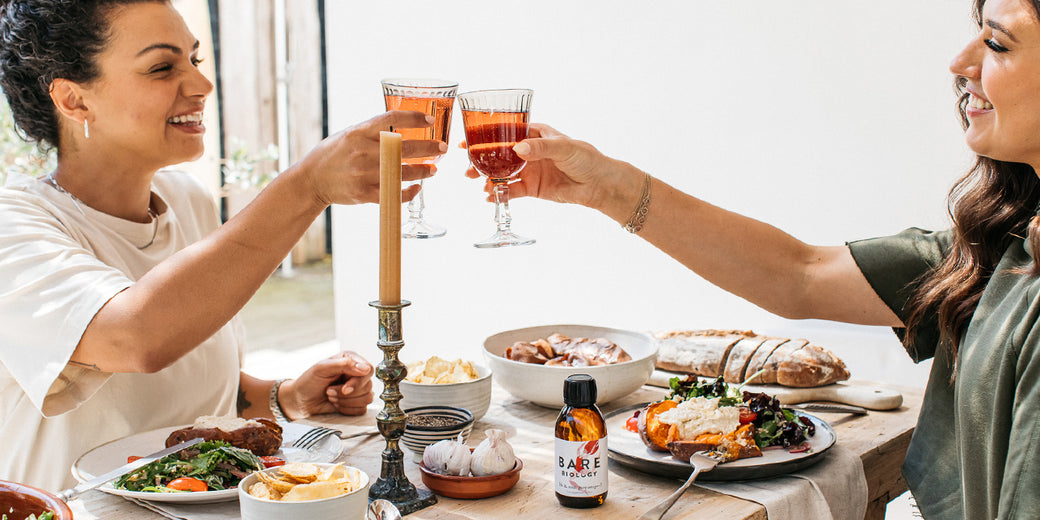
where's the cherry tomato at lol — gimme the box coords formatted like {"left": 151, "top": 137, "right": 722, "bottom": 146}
{"left": 126, "top": 456, "right": 142, "bottom": 463}
{"left": 739, "top": 408, "right": 757, "bottom": 424}
{"left": 261, "top": 456, "right": 286, "bottom": 468}
{"left": 167, "top": 477, "right": 208, "bottom": 492}
{"left": 625, "top": 413, "right": 640, "bottom": 433}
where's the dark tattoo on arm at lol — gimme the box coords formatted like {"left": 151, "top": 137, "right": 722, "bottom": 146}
{"left": 237, "top": 388, "right": 252, "bottom": 415}
{"left": 68, "top": 360, "right": 102, "bottom": 371}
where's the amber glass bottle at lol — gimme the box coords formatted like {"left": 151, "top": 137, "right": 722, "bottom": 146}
{"left": 554, "top": 374, "right": 608, "bottom": 508}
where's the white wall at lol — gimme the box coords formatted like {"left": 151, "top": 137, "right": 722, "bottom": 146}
{"left": 326, "top": 1, "right": 978, "bottom": 387}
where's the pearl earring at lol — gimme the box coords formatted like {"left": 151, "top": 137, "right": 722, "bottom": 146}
{"left": 84, "top": 119, "right": 90, "bottom": 139}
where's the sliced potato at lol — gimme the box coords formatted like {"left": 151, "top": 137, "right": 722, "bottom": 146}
{"left": 638, "top": 400, "right": 679, "bottom": 452}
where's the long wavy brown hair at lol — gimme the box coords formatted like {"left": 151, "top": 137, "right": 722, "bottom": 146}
{"left": 904, "top": 0, "right": 1040, "bottom": 362}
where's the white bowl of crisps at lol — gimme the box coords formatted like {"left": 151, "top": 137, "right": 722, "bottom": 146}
{"left": 239, "top": 462, "right": 369, "bottom": 520}
{"left": 483, "top": 324, "right": 657, "bottom": 408}
{"left": 401, "top": 356, "right": 493, "bottom": 420}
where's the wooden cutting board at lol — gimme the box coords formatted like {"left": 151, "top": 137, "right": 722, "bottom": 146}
{"left": 647, "top": 370, "right": 903, "bottom": 410}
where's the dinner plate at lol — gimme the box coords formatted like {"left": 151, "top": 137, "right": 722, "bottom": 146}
{"left": 605, "top": 403, "right": 835, "bottom": 481}
{"left": 71, "top": 422, "right": 343, "bottom": 504}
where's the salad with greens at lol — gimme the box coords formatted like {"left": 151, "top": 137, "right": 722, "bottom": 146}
{"left": 114, "top": 440, "right": 263, "bottom": 493}
{"left": 667, "top": 375, "right": 816, "bottom": 449}
{"left": 1, "top": 513, "right": 53, "bottom": 520}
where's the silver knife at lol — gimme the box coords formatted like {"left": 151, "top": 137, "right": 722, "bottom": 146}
{"left": 56, "top": 437, "right": 205, "bottom": 501}
{"left": 788, "top": 402, "right": 868, "bottom": 415}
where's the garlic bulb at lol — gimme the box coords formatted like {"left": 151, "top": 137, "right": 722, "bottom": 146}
{"left": 470, "top": 429, "right": 516, "bottom": 476}
{"left": 422, "top": 434, "right": 471, "bottom": 476}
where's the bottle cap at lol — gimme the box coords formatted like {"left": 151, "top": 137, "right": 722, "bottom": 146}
{"left": 563, "top": 374, "right": 597, "bottom": 407}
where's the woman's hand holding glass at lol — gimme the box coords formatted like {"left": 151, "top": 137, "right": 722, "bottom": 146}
{"left": 298, "top": 110, "right": 445, "bottom": 207}
{"left": 458, "top": 88, "right": 536, "bottom": 248}
{"left": 464, "top": 123, "right": 645, "bottom": 222}
{"left": 382, "top": 78, "right": 457, "bottom": 239}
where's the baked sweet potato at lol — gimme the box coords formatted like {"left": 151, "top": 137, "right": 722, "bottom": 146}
{"left": 166, "top": 417, "right": 283, "bottom": 456}
{"left": 667, "top": 424, "right": 761, "bottom": 462}
{"left": 637, "top": 400, "right": 679, "bottom": 452}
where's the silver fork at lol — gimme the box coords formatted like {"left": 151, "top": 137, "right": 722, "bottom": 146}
{"left": 290, "top": 426, "right": 343, "bottom": 450}
{"left": 638, "top": 451, "right": 721, "bottom": 520}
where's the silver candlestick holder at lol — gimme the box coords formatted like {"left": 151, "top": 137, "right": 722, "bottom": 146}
{"left": 367, "top": 299, "right": 437, "bottom": 514}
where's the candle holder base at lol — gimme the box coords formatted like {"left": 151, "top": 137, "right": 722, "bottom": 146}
{"left": 368, "top": 299, "right": 437, "bottom": 515}
{"left": 368, "top": 485, "right": 437, "bottom": 515}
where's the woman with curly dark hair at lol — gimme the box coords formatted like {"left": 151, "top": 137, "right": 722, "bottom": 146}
{"left": 476, "top": 0, "right": 1040, "bottom": 517}
{"left": 0, "top": 0, "right": 441, "bottom": 491}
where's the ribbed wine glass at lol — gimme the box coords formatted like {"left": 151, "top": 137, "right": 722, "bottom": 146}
{"left": 381, "top": 78, "right": 457, "bottom": 239}
{"left": 457, "top": 88, "right": 535, "bottom": 248}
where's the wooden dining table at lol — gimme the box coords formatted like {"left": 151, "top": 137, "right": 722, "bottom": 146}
{"left": 68, "top": 379, "right": 921, "bottom": 520}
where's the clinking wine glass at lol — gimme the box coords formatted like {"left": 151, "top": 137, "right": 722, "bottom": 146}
{"left": 381, "top": 78, "right": 458, "bottom": 239}
{"left": 457, "top": 88, "right": 535, "bottom": 248}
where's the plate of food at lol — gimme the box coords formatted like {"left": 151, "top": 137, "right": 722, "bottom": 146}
{"left": 72, "top": 417, "right": 343, "bottom": 503}
{"left": 606, "top": 375, "right": 835, "bottom": 481}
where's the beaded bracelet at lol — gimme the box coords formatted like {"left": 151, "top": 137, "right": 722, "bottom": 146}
{"left": 623, "top": 173, "right": 653, "bottom": 233}
{"left": 269, "top": 378, "right": 290, "bottom": 422}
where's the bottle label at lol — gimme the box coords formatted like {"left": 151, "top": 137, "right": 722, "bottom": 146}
{"left": 554, "top": 437, "right": 608, "bottom": 497}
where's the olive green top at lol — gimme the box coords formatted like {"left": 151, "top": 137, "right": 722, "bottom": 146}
{"left": 849, "top": 228, "right": 1040, "bottom": 519}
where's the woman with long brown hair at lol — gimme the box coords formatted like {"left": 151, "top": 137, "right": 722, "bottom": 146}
{"left": 475, "top": 0, "right": 1040, "bottom": 516}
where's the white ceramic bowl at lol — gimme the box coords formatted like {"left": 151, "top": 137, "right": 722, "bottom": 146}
{"left": 483, "top": 324, "right": 658, "bottom": 408}
{"left": 400, "top": 363, "right": 493, "bottom": 420}
{"left": 238, "top": 463, "right": 370, "bottom": 520}
{"left": 401, "top": 406, "right": 474, "bottom": 462}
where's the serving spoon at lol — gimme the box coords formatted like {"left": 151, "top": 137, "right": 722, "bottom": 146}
{"left": 367, "top": 499, "right": 402, "bottom": 520}
{"left": 638, "top": 451, "right": 720, "bottom": 520}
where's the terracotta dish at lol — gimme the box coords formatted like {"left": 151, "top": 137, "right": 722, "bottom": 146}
{"left": 418, "top": 458, "right": 522, "bottom": 499}
{"left": 0, "top": 480, "right": 73, "bottom": 520}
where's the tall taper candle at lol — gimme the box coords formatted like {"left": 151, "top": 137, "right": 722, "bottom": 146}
{"left": 379, "top": 131, "right": 402, "bottom": 305}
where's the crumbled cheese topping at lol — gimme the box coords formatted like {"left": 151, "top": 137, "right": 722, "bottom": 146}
{"left": 656, "top": 397, "right": 740, "bottom": 440}
{"left": 193, "top": 415, "right": 261, "bottom": 432}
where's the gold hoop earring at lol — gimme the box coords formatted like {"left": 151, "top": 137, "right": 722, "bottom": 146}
{"left": 84, "top": 119, "right": 90, "bottom": 139}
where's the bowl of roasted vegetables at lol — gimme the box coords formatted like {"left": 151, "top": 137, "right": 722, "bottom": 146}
{"left": 483, "top": 324, "right": 657, "bottom": 408}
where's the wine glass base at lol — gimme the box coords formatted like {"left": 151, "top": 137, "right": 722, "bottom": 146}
{"left": 402, "top": 219, "right": 447, "bottom": 239}
{"left": 473, "top": 230, "right": 536, "bottom": 248}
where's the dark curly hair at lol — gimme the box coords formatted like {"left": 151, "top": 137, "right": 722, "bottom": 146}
{"left": 0, "top": 0, "right": 165, "bottom": 149}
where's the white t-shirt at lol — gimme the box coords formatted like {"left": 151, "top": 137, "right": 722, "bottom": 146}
{"left": 0, "top": 171, "right": 243, "bottom": 491}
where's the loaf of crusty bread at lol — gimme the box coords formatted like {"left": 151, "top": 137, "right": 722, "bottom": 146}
{"left": 653, "top": 330, "right": 849, "bottom": 387}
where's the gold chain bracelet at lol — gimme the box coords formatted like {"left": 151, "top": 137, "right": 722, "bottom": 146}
{"left": 623, "top": 173, "right": 653, "bottom": 233}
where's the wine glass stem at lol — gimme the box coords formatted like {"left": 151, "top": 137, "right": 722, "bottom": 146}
{"left": 407, "top": 180, "right": 425, "bottom": 221}
{"left": 492, "top": 183, "right": 513, "bottom": 233}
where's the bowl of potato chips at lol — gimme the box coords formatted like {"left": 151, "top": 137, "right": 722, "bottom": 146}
{"left": 400, "top": 356, "right": 493, "bottom": 421}
{"left": 239, "top": 462, "right": 369, "bottom": 520}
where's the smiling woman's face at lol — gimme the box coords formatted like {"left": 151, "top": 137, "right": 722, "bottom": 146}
{"left": 950, "top": 0, "right": 1040, "bottom": 169}
{"left": 79, "top": 1, "right": 213, "bottom": 171}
